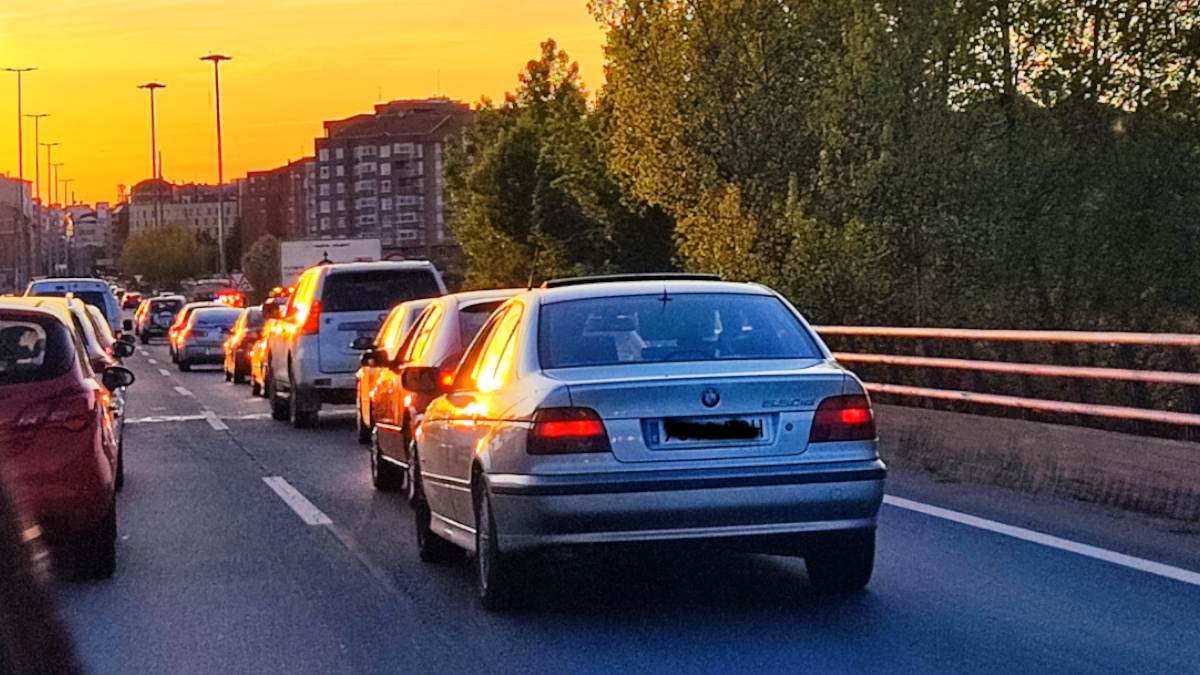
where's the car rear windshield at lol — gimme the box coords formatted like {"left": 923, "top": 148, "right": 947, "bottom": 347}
{"left": 32, "top": 290, "right": 109, "bottom": 314}
{"left": 150, "top": 299, "right": 183, "bottom": 313}
{"left": 321, "top": 270, "right": 441, "bottom": 313}
{"left": 245, "top": 308, "right": 264, "bottom": 329}
{"left": 192, "top": 309, "right": 241, "bottom": 327}
{"left": 538, "top": 293, "right": 823, "bottom": 369}
{"left": 0, "top": 313, "right": 74, "bottom": 385}
{"left": 458, "top": 301, "right": 503, "bottom": 346}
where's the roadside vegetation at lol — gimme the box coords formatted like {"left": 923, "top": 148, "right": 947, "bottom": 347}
{"left": 449, "top": 1, "right": 1200, "bottom": 331}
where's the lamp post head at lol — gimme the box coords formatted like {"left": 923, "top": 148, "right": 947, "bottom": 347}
{"left": 137, "top": 82, "right": 166, "bottom": 91}
{"left": 201, "top": 54, "right": 232, "bottom": 63}
{"left": 2, "top": 67, "right": 36, "bottom": 74}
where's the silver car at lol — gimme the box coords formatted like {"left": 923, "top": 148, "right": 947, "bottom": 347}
{"left": 410, "top": 274, "right": 886, "bottom": 609}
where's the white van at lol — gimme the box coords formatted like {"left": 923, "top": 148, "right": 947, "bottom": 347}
{"left": 26, "top": 278, "right": 123, "bottom": 333}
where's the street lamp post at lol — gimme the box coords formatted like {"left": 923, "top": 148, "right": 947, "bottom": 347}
{"left": 24, "top": 113, "right": 48, "bottom": 205}
{"left": 4, "top": 66, "right": 36, "bottom": 287}
{"left": 137, "top": 82, "right": 166, "bottom": 228}
{"left": 41, "top": 142, "right": 58, "bottom": 204}
{"left": 50, "top": 162, "right": 62, "bottom": 205}
{"left": 200, "top": 54, "right": 231, "bottom": 275}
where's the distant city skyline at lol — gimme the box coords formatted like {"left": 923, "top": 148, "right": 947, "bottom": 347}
{"left": 0, "top": 0, "right": 605, "bottom": 204}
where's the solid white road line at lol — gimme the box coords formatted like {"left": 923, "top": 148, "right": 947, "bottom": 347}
{"left": 173, "top": 386, "right": 193, "bottom": 397}
{"left": 158, "top": 368, "right": 170, "bottom": 377}
{"left": 203, "top": 410, "right": 229, "bottom": 431}
{"left": 884, "top": 495, "right": 1200, "bottom": 588}
{"left": 262, "top": 476, "right": 332, "bottom": 526}
{"left": 126, "top": 414, "right": 207, "bottom": 425}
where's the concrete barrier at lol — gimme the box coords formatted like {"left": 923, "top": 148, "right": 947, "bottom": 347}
{"left": 876, "top": 404, "right": 1200, "bottom": 522}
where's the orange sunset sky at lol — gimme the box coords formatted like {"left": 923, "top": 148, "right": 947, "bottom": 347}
{"left": 0, "top": 1, "right": 606, "bottom": 205}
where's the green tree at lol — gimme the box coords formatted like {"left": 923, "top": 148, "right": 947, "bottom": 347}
{"left": 118, "top": 224, "right": 203, "bottom": 290}
{"left": 241, "top": 234, "right": 281, "bottom": 303}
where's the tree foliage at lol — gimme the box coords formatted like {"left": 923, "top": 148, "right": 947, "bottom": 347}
{"left": 118, "top": 225, "right": 204, "bottom": 289}
{"left": 590, "top": 0, "right": 1200, "bottom": 329}
{"left": 241, "top": 234, "right": 281, "bottom": 303}
{"left": 446, "top": 39, "right": 674, "bottom": 288}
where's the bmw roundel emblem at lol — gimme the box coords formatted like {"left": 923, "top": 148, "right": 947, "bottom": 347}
{"left": 701, "top": 388, "right": 720, "bottom": 408}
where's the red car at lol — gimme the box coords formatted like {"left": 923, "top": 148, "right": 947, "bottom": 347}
{"left": 0, "top": 302, "right": 135, "bottom": 579}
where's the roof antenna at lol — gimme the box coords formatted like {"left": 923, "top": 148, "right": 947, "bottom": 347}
{"left": 526, "top": 238, "right": 542, "bottom": 290}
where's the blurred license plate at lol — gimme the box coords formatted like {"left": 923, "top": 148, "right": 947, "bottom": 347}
{"left": 206, "top": 348, "right": 222, "bottom": 355}
{"left": 658, "top": 415, "right": 766, "bottom": 445}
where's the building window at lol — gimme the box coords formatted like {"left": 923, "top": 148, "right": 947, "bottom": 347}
{"left": 335, "top": 183, "right": 345, "bottom": 194}
{"left": 335, "top": 147, "right": 344, "bottom": 160}
{"left": 380, "top": 198, "right": 392, "bottom": 211}
{"left": 318, "top": 148, "right": 329, "bottom": 162}
{"left": 336, "top": 199, "right": 345, "bottom": 212}
{"left": 379, "top": 144, "right": 391, "bottom": 158}
{"left": 319, "top": 166, "right": 330, "bottom": 179}
{"left": 379, "top": 163, "right": 391, "bottom": 177}
{"left": 319, "top": 201, "right": 331, "bottom": 214}
{"left": 396, "top": 195, "right": 420, "bottom": 207}
{"left": 380, "top": 180, "right": 392, "bottom": 193}
{"left": 335, "top": 165, "right": 345, "bottom": 177}
{"left": 398, "top": 212, "right": 418, "bottom": 225}
{"left": 319, "top": 184, "right": 330, "bottom": 197}
{"left": 319, "top": 217, "right": 331, "bottom": 231}
{"left": 394, "top": 142, "right": 414, "bottom": 155}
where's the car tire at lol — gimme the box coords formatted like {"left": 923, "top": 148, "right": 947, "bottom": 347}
{"left": 232, "top": 366, "right": 247, "bottom": 385}
{"left": 474, "top": 480, "right": 525, "bottom": 611}
{"left": 177, "top": 359, "right": 191, "bottom": 372}
{"left": 289, "top": 371, "right": 318, "bottom": 429}
{"left": 269, "top": 373, "right": 290, "bottom": 422}
{"left": 77, "top": 498, "right": 117, "bottom": 580}
{"left": 139, "top": 333, "right": 149, "bottom": 345}
{"left": 356, "top": 402, "right": 372, "bottom": 445}
{"left": 411, "top": 451, "right": 460, "bottom": 564}
{"left": 115, "top": 438, "right": 125, "bottom": 492}
{"left": 223, "top": 366, "right": 232, "bottom": 382}
{"left": 250, "top": 379, "right": 262, "bottom": 397}
{"left": 805, "top": 528, "right": 875, "bottom": 593}
{"left": 370, "top": 427, "right": 404, "bottom": 491}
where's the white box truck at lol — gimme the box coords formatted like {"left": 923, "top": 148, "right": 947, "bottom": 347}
{"left": 279, "top": 238, "right": 382, "bottom": 286}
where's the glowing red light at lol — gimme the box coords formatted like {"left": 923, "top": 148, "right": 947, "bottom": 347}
{"left": 537, "top": 419, "right": 605, "bottom": 438}
{"left": 840, "top": 407, "right": 872, "bottom": 425}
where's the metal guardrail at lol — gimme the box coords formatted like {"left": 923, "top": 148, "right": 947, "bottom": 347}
{"left": 817, "top": 326, "right": 1200, "bottom": 427}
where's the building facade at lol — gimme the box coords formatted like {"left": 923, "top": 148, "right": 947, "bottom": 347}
{"left": 312, "top": 98, "right": 471, "bottom": 270}
{"left": 239, "top": 157, "right": 314, "bottom": 253}
{"left": 0, "top": 176, "right": 33, "bottom": 292}
{"left": 129, "top": 178, "right": 240, "bottom": 242}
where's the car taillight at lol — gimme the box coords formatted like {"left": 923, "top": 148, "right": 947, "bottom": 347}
{"left": 809, "top": 395, "right": 876, "bottom": 443}
{"left": 438, "top": 369, "right": 455, "bottom": 390}
{"left": 527, "top": 407, "right": 611, "bottom": 455}
{"left": 299, "top": 301, "right": 322, "bottom": 335}
{"left": 16, "top": 392, "right": 93, "bottom": 433}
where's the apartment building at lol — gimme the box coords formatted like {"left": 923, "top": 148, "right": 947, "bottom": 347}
{"left": 239, "top": 157, "right": 314, "bottom": 252}
{"left": 313, "top": 98, "right": 471, "bottom": 269}
{"left": 129, "top": 178, "right": 239, "bottom": 241}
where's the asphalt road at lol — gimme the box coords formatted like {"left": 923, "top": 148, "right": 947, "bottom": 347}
{"left": 53, "top": 343, "right": 1200, "bottom": 674}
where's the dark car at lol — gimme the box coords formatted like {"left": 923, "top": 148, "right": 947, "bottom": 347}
{"left": 134, "top": 295, "right": 185, "bottom": 344}
{"left": 223, "top": 307, "right": 264, "bottom": 384}
{"left": 0, "top": 302, "right": 136, "bottom": 579}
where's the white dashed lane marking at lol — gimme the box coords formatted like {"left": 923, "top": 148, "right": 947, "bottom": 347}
{"left": 173, "top": 386, "right": 193, "bottom": 397}
{"left": 262, "top": 477, "right": 332, "bottom": 526}
{"left": 203, "top": 410, "right": 229, "bottom": 431}
{"left": 159, "top": 369, "right": 170, "bottom": 377}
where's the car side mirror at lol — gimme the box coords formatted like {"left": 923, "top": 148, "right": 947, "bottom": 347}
{"left": 350, "top": 335, "right": 375, "bottom": 351}
{"left": 113, "top": 341, "right": 136, "bottom": 359}
{"left": 101, "top": 366, "right": 136, "bottom": 390}
{"left": 122, "top": 319, "right": 134, "bottom": 332}
{"left": 401, "top": 366, "right": 452, "bottom": 396}
{"left": 361, "top": 348, "right": 389, "bottom": 368}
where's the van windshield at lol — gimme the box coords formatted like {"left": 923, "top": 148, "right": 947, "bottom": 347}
{"left": 322, "top": 270, "right": 441, "bottom": 312}
{"left": 32, "top": 290, "right": 109, "bottom": 315}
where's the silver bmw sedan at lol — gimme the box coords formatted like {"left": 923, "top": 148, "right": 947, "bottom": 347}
{"left": 410, "top": 274, "right": 886, "bottom": 610}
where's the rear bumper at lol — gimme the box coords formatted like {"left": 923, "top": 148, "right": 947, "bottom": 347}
{"left": 488, "top": 459, "right": 886, "bottom": 553}
{"left": 180, "top": 345, "right": 226, "bottom": 363}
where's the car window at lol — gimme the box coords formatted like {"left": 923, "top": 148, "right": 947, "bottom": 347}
{"left": 150, "top": 299, "right": 183, "bottom": 313}
{"left": 320, "top": 270, "right": 440, "bottom": 313}
{"left": 87, "top": 307, "right": 115, "bottom": 349}
{"left": 471, "top": 302, "right": 523, "bottom": 392}
{"left": 245, "top": 309, "right": 264, "bottom": 329}
{"left": 538, "top": 293, "right": 822, "bottom": 369}
{"left": 453, "top": 306, "right": 509, "bottom": 391}
{"left": 0, "top": 314, "right": 74, "bottom": 385}
{"left": 458, "top": 301, "right": 503, "bottom": 347}
{"left": 374, "top": 309, "right": 403, "bottom": 351}
{"left": 32, "top": 290, "right": 109, "bottom": 314}
{"left": 407, "top": 303, "right": 444, "bottom": 363}
{"left": 396, "top": 305, "right": 434, "bottom": 364}
{"left": 193, "top": 309, "right": 242, "bottom": 327}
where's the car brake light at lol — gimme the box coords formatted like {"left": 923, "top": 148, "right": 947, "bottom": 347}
{"left": 16, "top": 392, "right": 93, "bottom": 433}
{"left": 527, "top": 407, "right": 611, "bottom": 455}
{"left": 299, "top": 301, "right": 322, "bottom": 335}
{"left": 809, "top": 395, "right": 876, "bottom": 443}
{"left": 438, "top": 369, "right": 455, "bottom": 390}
